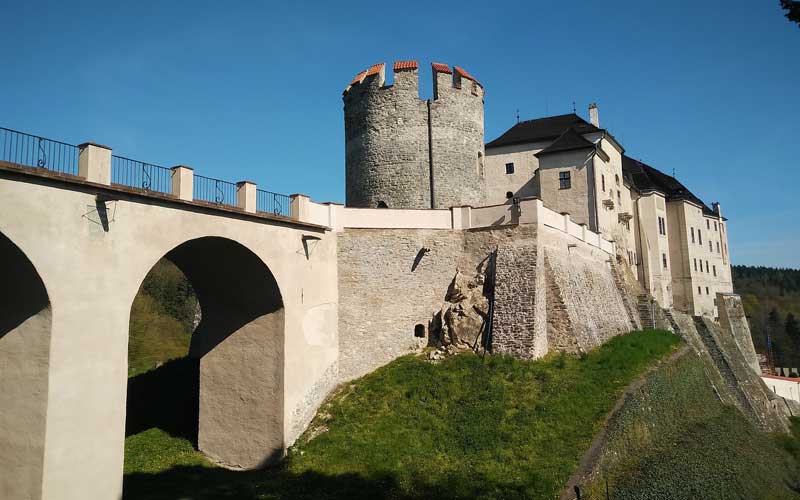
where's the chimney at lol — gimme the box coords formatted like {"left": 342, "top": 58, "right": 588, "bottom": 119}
{"left": 712, "top": 202, "right": 722, "bottom": 219}
{"left": 588, "top": 103, "right": 599, "bottom": 127}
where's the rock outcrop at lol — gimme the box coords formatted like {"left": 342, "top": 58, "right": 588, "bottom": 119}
{"left": 430, "top": 262, "right": 490, "bottom": 351}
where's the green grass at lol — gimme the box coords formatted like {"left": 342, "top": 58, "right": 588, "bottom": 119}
{"left": 586, "top": 353, "right": 800, "bottom": 499}
{"left": 124, "top": 330, "right": 680, "bottom": 499}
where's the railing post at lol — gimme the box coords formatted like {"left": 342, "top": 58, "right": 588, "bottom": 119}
{"left": 171, "top": 165, "right": 194, "bottom": 201}
{"left": 236, "top": 181, "right": 257, "bottom": 213}
{"left": 78, "top": 142, "right": 112, "bottom": 185}
{"left": 290, "top": 193, "right": 310, "bottom": 221}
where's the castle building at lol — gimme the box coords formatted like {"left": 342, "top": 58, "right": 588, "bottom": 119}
{"left": 343, "top": 61, "right": 732, "bottom": 317}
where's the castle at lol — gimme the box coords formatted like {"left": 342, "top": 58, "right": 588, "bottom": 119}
{"left": 342, "top": 60, "right": 733, "bottom": 319}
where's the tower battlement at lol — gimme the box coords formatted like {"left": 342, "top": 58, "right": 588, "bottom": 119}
{"left": 343, "top": 60, "right": 485, "bottom": 210}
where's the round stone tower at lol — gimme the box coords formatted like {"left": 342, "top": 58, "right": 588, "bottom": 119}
{"left": 343, "top": 61, "right": 485, "bottom": 209}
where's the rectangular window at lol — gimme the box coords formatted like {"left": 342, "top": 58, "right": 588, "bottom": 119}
{"left": 706, "top": 287, "right": 710, "bottom": 295}
{"left": 505, "top": 163, "right": 514, "bottom": 175}
{"left": 713, "top": 265, "right": 717, "bottom": 277}
{"left": 706, "top": 260, "right": 709, "bottom": 273}
{"left": 698, "top": 230, "right": 702, "bottom": 245}
{"left": 559, "top": 171, "right": 571, "bottom": 189}
{"left": 707, "top": 219, "right": 710, "bottom": 229}
{"left": 694, "top": 258, "right": 697, "bottom": 272}
{"left": 698, "top": 286, "right": 702, "bottom": 295}
{"left": 709, "top": 241, "right": 713, "bottom": 252}
{"left": 617, "top": 190, "right": 621, "bottom": 205}
{"left": 714, "top": 221, "right": 718, "bottom": 231}
{"left": 716, "top": 241, "right": 720, "bottom": 253}
{"left": 602, "top": 175, "right": 605, "bottom": 192}
{"left": 662, "top": 253, "right": 668, "bottom": 269}
{"left": 691, "top": 227, "right": 695, "bottom": 243}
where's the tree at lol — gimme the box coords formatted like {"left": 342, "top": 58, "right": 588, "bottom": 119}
{"left": 781, "top": 0, "right": 800, "bottom": 26}
{"left": 787, "top": 313, "right": 800, "bottom": 341}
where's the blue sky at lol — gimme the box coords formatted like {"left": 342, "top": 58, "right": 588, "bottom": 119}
{"left": 1, "top": 0, "right": 797, "bottom": 267}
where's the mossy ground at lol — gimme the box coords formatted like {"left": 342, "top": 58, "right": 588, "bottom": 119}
{"left": 124, "top": 330, "right": 679, "bottom": 499}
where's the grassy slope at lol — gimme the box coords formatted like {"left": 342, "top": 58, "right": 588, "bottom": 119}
{"left": 124, "top": 330, "right": 679, "bottom": 499}
{"left": 586, "top": 352, "right": 800, "bottom": 500}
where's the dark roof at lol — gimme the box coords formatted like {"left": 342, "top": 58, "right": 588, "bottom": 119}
{"left": 486, "top": 113, "right": 600, "bottom": 149}
{"left": 535, "top": 128, "right": 595, "bottom": 157}
{"left": 622, "top": 155, "right": 717, "bottom": 216}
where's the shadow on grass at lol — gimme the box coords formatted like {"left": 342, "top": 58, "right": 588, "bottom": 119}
{"left": 126, "top": 357, "right": 199, "bottom": 444}
{"left": 123, "top": 465, "right": 525, "bottom": 500}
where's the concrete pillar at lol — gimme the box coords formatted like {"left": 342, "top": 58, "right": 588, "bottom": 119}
{"left": 580, "top": 223, "right": 588, "bottom": 242}
{"left": 236, "top": 181, "right": 257, "bottom": 213}
{"left": 171, "top": 166, "right": 194, "bottom": 201}
{"left": 78, "top": 143, "right": 111, "bottom": 185}
{"left": 290, "top": 193, "right": 310, "bottom": 221}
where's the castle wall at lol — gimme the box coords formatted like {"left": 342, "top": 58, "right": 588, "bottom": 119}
{"left": 537, "top": 149, "right": 594, "bottom": 226}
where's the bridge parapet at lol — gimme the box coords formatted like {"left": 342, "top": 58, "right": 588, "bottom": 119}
{"left": 0, "top": 126, "right": 293, "bottom": 218}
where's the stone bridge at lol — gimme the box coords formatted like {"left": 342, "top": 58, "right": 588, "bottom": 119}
{"left": 0, "top": 145, "right": 340, "bottom": 500}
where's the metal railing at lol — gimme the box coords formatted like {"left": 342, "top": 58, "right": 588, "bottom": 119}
{"left": 111, "top": 156, "right": 172, "bottom": 194}
{"left": 257, "top": 189, "right": 291, "bottom": 217}
{"left": 193, "top": 174, "right": 237, "bottom": 207}
{"left": 0, "top": 126, "right": 79, "bottom": 175}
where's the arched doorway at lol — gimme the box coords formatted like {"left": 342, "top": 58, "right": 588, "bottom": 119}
{"left": 0, "top": 231, "right": 52, "bottom": 499}
{"left": 125, "top": 236, "right": 285, "bottom": 470}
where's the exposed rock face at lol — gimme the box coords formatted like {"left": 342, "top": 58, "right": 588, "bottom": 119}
{"left": 431, "top": 263, "right": 490, "bottom": 351}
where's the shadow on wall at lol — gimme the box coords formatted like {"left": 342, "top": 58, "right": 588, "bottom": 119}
{"left": 123, "top": 464, "right": 508, "bottom": 500}
{"left": 125, "top": 358, "right": 199, "bottom": 445}
{"left": 0, "top": 231, "right": 49, "bottom": 337}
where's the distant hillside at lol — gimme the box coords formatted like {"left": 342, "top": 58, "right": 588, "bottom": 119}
{"left": 128, "top": 259, "right": 197, "bottom": 377}
{"left": 732, "top": 265, "right": 800, "bottom": 368}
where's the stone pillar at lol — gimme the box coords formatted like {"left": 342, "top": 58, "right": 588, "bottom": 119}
{"left": 236, "top": 181, "right": 257, "bottom": 213}
{"left": 171, "top": 166, "right": 194, "bottom": 201}
{"left": 290, "top": 193, "right": 310, "bottom": 221}
{"left": 451, "top": 206, "right": 472, "bottom": 230}
{"left": 78, "top": 143, "right": 111, "bottom": 185}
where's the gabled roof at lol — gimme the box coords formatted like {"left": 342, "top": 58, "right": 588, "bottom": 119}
{"left": 535, "top": 128, "right": 595, "bottom": 157}
{"left": 622, "top": 155, "right": 717, "bottom": 217}
{"left": 486, "top": 113, "right": 600, "bottom": 149}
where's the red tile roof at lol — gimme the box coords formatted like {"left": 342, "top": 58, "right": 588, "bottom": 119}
{"left": 365, "top": 63, "right": 385, "bottom": 77}
{"left": 454, "top": 66, "right": 482, "bottom": 87}
{"left": 349, "top": 70, "right": 367, "bottom": 86}
{"left": 431, "top": 62, "right": 452, "bottom": 74}
{"left": 393, "top": 60, "right": 418, "bottom": 71}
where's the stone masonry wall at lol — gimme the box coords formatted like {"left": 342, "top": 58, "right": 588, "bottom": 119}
{"left": 491, "top": 234, "right": 548, "bottom": 359}
{"left": 541, "top": 227, "right": 633, "bottom": 352}
{"left": 343, "top": 63, "right": 484, "bottom": 209}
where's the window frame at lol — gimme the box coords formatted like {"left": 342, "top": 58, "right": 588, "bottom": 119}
{"left": 505, "top": 162, "right": 515, "bottom": 175}
{"left": 559, "top": 171, "right": 571, "bottom": 190}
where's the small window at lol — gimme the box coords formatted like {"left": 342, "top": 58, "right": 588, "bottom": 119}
{"left": 657, "top": 217, "right": 666, "bottom": 236}
{"left": 706, "top": 260, "right": 709, "bottom": 273}
{"left": 617, "top": 190, "right": 621, "bottom": 204}
{"left": 713, "top": 265, "right": 717, "bottom": 277}
{"left": 615, "top": 174, "right": 620, "bottom": 186}
{"left": 691, "top": 227, "right": 695, "bottom": 243}
{"left": 716, "top": 241, "right": 720, "bottom": 253}
{"left": 662, "top": 253, "right": 668, "bottom": 269}
{"left": 506, "top": 191, "right": 513, "bottom": 199}
{"left": 714, "top": 221, "right": 718, "bottom": 231}
{"left": 414, "top": 324, "right": 425, "bottom": 338}
{"left": 709, "top": 241, "right": 713, "bottom": 252}
{"left": 706, "top": 219, "right": 710, "bottom": 229}
{"left": 698, "top": 230, "right": 702, "bottom": 245}
{"left": 694, "top": 258, "right": 697, "bottom": 272}
{"left": 559, "top": 171, "right": 571, "bottom": 189}
{"left": 706, "top": 287, "right": 710, "bottom": 295}
{"left": 505, "top": 162, "right": 515, "bottom": 175}
{"left": 602, "top": 175, "right": 605, "bottom": 192}
{"left": 698, "top": 286, "right": 702, "bottom": 295}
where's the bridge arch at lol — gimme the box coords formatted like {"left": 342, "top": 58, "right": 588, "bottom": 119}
{"left": 126, "top": 236, "right": 286, "bottom": 469}
{"left": 0, "top": 231, "right": 52, "bottom": 499}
